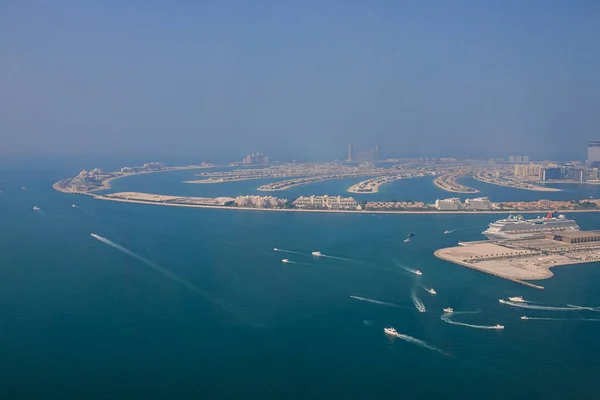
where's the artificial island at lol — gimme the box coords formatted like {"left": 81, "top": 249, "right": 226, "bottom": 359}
{"left": 53, "top": 146, "right": 600, "bottom": 289}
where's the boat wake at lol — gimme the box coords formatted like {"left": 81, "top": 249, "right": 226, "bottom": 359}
{"left": 410, "top": 288, "right": 426, "bottom": 313}
{"left": 273, "top": 248, "right": 304, "bottom": 255}
{"left": 91, "top": 233, "right": 209, "bottom": 298}
{"left": 350, "top": 295, "right": 404, "bottom": 309}
{"left": 521, "top": 316, "right": 600, "bottom": 322}
{"left": 397, "top": 264, "right": 422, "bottom": 276}
{"left": 387, "top": 331, "right": 451, "bottom": 357}
{"left": 501, "top": 300, "right": 600, "bottom": 312}
{"left": 421, "top": 285, "right": 436, "bottom": 295}
{"left": 441, "top": 311, "right": 504, "bottom": 330}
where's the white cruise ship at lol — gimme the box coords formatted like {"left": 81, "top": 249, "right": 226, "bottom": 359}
{"left": 482, "top": 213, "right": 579, "bottom": 240}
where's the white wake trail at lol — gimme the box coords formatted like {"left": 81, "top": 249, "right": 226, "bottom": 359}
{"left": 91, "top": 233, "right": 209, "bottom": 297}
{"left": 410, "top": 288, "right": 426, "bottom": 313}
{"left": 388, "top": 331, "right": 451, "bottom": 357}
{"left": 441, "top": 311, "right": 503, "bottom": 330}
{"left": 273, "top": 248, "right": 304, "bottom": 255}
{"left": 501, "top": 300, "right": 599, "bottom": 312}
{"left": 521, "top": 316, "right": 600, "bottom": 322}
{"left": 350, "top": 295, "right": 404, "bottom": 309}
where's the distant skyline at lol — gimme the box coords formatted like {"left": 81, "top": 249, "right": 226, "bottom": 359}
{"left": 1, "top": 1, "right": 600, "bottom": 160}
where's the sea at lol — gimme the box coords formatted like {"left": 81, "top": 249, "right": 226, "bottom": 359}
{"left": 2, "top": 156, "right": 600, "bottom": 399}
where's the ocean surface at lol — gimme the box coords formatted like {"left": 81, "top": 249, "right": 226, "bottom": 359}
{"left": 2, "top": 158, "right": 600, "bottom": 399}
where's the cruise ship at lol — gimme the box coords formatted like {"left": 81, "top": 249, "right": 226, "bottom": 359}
{"left": 482, "top": 213, "right": 579, "bottom": 240}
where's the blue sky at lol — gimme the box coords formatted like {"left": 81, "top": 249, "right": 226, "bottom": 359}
{"left": 1, "top": 1, "right": 599, "bottom": 161}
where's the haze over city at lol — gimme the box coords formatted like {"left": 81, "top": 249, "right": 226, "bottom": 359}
{"left": 2, "top": 1, "right": 600, "bottom": 161}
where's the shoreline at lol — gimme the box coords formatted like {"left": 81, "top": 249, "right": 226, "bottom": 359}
{"left": 472, "top": 175, "right": 561, "bottom": 192}
{"left": 82, "top": 192, "right": 600, "bottom": 214}
{"left": 52, "top": 165, "right": 204, "bottom": 194}
{"left": 347, "top": 176, "right": 407, "bottom": 194}
{"left": 433, "top": 177, "right": 479, "bottom": 194}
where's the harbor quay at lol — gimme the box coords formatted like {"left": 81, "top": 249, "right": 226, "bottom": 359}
{"left": 435, "top": 231, "right": 600, "bottom": 289}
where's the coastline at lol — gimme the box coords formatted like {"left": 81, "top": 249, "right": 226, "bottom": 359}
{"left": 433, "top": 177, "right": 479, "bottom": 194}
{"left": 53, "top": 165, "right": 203, "bottom": 194}
{"left": 84, "top": 192, "right": 600, "bottom": 214}
{"left": 472, "top": 175, "right": 561, "bottom": 192}
{"left": 347, "top": 176, "right": 407, "bottom": 194}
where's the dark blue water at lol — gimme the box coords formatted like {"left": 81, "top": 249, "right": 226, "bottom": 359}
{"left": 2, "top": 160, "right": 600, "bottom": 399}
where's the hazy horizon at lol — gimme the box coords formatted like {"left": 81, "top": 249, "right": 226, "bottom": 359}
{"left": 2, "top": 1, "right": 600, "bottom": 161}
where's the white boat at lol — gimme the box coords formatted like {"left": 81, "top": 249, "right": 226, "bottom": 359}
{"left": 493, "top": 324, "right": 505, "bottom": 330}
{"left": 428, "top": 288, "right": 437, "bottom": 295}
{"left": 403, "top": 238, "right": 410, "bottom": 243}
{"left": 498, "top": 299, "right": 507, "bottom": 304}
{"left": 444, "top": 230, "right": 450, "bottom": 234}
{"left": 508, "top": 296, "right": 525, "bottom": 303}
{"left": 33, "top": 206, "right": 40, "bottom": 211}
{"left": 520, "top": 316, "right": 528, "bottom": 320}
{"left": 72, "top": 204, "right": 77, "bottom": 208}
{"left": 414, "top": 270, "right": 422, "bottom": 276}
{"left": 311, "top": 251, "right": 322, "bottom": 256}
{"left": 281, "top": 259, "right": 290, "bottom": 263}
{"left": 273, "top": 248, "right": 279, "bottom": 251}
{"left": 383, "top": 327, "right": 398, "bottom": 336}
{"left": 443, "top": 307, "right": 454, "bottom": 313}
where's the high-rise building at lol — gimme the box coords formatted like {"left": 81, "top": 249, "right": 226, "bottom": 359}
{"left": 515, "top": 156, "right": 523, "bottom": 163}
{"left": 347, "top": 144, "right": 354, "bottom": 162}
{"left": 508, "top": 156, "right": 515, "bottom": 162}
{"left": 242, "top": 153, "right": 269, "bottom": 165}
{"left": 587, "top": 140, "right": 600, "bottom": 167}
{"left": 523, "top": 156, "right": 529, "bottom": 162}
{"left": 372, "top": 146, "right": 381, "bottom": 161}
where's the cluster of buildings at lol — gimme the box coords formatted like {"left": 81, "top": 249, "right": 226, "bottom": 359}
{"left": 233, "top": 195, "right": 287, "bottom": 208}
{"left": 242, "top": 153, "right": 269, "bottom": 165}
{"left": 508, "top": 155, "right": 530, "bottom": 163}
{"left": 293, "top": 195, "right": 359, "bottom": 210}
{"left": 347, "top": 144, "right": 381, "bottom": 162}
{"left": 434, "top": 197, "right": 493, "bottom": 210}
{"left": 364, "top": 201, "right": 429, "bottom": 211}
{"left": 513, "top": 163, "right": 542, "bottom": 179}
{"left": 120, "top": 162, "right": 166, "bottom": 173}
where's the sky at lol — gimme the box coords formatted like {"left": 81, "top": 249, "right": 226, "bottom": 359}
{"left": 1, "top": 1, "right": 600, "bottom": 161}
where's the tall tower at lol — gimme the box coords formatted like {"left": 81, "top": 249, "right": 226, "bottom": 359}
{"left": 372, "top": 145, "right": 381, "bottom": 161}
{"left": 588, "top": 140, "right": 600, "bottom": 167}
{"left": 347, "top": 144, "right": 354, "bottom": 162}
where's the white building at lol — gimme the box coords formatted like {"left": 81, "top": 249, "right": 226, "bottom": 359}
{"left": 293, "top": 195, "right": 358, "bottom": 210}
{"left": 434, "top": 198, "right": 462, "bottom": 210}
{"left": 464, "top": 197, "right": 493, "bottom": 210}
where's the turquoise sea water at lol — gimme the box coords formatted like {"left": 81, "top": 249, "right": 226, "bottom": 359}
{"left": 2, "top": 160, "right": 600, "bottom": 399}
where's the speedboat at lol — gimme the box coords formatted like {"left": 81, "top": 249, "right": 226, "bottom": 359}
{"left": 508, "top": 296, "right": 525, "bottom": 303}
{"left": 273, "top": 248, "right": 279, "bottom": 251}
{"left": 414, "top": 270, "right": 422, "bottom": 276}
{"left": 33, "top": 206, "right": 40, "bottom": 211}
{"left": 72, "top": 204, "right": 77, "bottom": 208}
{"left": 498, "top": 299, "right": 507, "bottom": 304}
{"left": 403, "top": 238, "right": 410, "bottom": 243}
{"left": 383, "top": 327, "right": 398, "bottom": 336}
{"left": 443, "top": 307, "right": 454, "bottom": 313}
{"left": 493, "top": 324, "right": 505, "bottom": 330}
{"left": 428, "top": 288, "right": 437, "bottom": 295}
{"left": 311, "top": 251, "right": 322, "bottom": 256}
{"left": 444, "top": 230, "right": 450, "bottom": 234}
{"left": 520, "top": 316, "right": 528, "bottom": 320}
{"left": 281, "top": 259, "right": 290, "bottom": 263}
